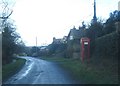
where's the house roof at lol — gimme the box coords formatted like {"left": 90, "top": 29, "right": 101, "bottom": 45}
{"left": 67, "top": 27, "right": 86, "bottom": 40}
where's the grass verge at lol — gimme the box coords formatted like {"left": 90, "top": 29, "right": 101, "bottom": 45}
{"left": 41, "top": 57, "right": 118, "bottom": 84}
{"left": 2, "top": 57, "right": 26, "bottom": 82}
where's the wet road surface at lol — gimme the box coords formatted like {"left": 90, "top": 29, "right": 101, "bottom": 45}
{"left": 4, "top": 56, "right": 79, "bottom": 84}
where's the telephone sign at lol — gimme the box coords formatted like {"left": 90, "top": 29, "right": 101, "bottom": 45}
{"left": 84, "top": 42, "right": 88, "bottom": 45}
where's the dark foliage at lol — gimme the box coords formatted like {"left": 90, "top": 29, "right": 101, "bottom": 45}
{"left": 47, "top": 43, "right": 67, "bottom": 56}
{"left": 103, "top": 10, "right": 120, "bottom": 34}
{"left": 2, "top": 21, "right": 25, "bottom": 65}
{"left": 30, "top": 46, "right": 39, "bottom": 56}
{"left": 87, "top": 20, "right": 104, "bottom": 42}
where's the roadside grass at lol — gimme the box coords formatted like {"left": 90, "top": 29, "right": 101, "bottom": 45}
{"left": 41, "top": 57, "right": 118, "bottom": 84}
{"left": 2, "top": 57, "right": 26, "bottom": 82}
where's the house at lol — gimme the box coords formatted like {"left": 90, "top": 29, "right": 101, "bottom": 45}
{"left": 66, "top": 26, "right": 87, "bottom": 59}
{"left": 52, "top": 37, "right": 62, "bottom": 44}
{"left": 67, "top": 26, "right": 86, "bottom": 41}
{"left": 52, "top": 36, "right": 67, "bottom": 44}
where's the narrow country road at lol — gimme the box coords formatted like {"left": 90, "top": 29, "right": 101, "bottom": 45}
{"left": 4, "top": 56, "right": 79, "bottom": 84}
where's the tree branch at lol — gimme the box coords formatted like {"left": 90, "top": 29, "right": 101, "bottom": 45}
{"left": 0, "top": 0, "right": 13, "bottom": 19}
{"left": 0, "top": 10, "right": 13, "bottom": 19}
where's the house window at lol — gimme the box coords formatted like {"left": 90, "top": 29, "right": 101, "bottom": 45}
{"left": 70, "top": 36, "right": 73, "bottom": 40}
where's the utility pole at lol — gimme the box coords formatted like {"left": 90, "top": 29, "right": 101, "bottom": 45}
{"left": 36, "top": 36, "right": 37, "bottom": 47}
{"left": 36, "top": 36, "right": 37, "bottom": 56}
{"left": 93, "top": 0, "right": 97, "bottom": 23}
{"left": 118, "top": 1, "right": 120, "bottom": 11}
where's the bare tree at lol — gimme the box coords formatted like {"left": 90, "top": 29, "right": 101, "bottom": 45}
{"left": 0, "top": 0, "right": 13, "bottom": 19}
{"left": 0, "top": 0, "right": 15, "bottom": 32}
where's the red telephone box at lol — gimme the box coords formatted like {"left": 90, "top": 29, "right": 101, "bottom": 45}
{"left": 80, "top": 37, "right": 90, "bottom": 62}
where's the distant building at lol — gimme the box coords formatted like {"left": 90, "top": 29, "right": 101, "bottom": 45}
{"left": 53, "top": 37, "right": 62, "bottom": 44}
{"left": 39, "top": 46, "right": 48, "bottom": 52}
{"left": 52, "top": 36, "right": 67, "bottom": 44}
{"left": 40, "top": 46, "right": 46, "bottom": 50}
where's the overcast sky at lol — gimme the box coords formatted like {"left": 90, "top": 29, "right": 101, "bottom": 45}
{"left": 8, "top": 0, "right": 119, "bottom": 46}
